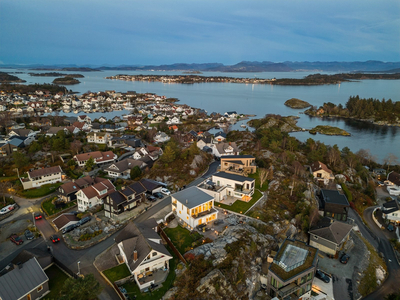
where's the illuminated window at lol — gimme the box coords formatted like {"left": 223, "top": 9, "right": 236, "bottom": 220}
{"left": 37, "top": 285, "right": 43, "bottom": 292}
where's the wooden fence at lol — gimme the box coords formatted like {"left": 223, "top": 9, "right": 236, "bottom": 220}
{"left": 158, "top": 226, "right": 187, "bottom": 264}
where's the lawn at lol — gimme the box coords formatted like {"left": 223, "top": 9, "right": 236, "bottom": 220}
{"left": 121, "top": 247, "right": 178, "bottom": 300}
{"left": 44, "top": 265, "right": 69, "bottom": 300}
{"left": 248, "top": 171, "right": 269, "bottom": 191}
{"left": 164, "top": 225, "right": 202, "bottom": 254}
{"left": 103, "top": 263, "right": 131, "bottom": 283}
{"left": 42, "top": 197, "right": 77, "bottom": 216}
{"left": 217, "top": 189, "right": 263, "bottom": 214}
{"left": 20, "top": 182, "right": 63, "bottom": 198}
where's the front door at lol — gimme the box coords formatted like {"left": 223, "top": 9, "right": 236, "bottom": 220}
{"left": 198, "top": 219, "right": 202, "bottom": 225}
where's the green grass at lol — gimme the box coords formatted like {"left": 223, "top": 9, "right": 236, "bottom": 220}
{"left": 0, "top": 175, "right": 18, "bottom": 182}
{"left": 0, "top": 197, "right": 15, "bottom": 209}
{"left": 42, "top": 197, "right": 76, "bottom": 216}
{"left": 44, "top": 265, "right": 69, "bottom": 300}
{"left": 121, "top": 247, "right": 178, "bottom": 300}
{"left": 248, "top": 172, "right": 269, "bottom": 191}
{"left": 20, "top": 182, "right": 63, "bottom": 198}
{"left": 103, "top": 264, "right": 131, "bottom": 283}
{"left": 217, "top": 189, "right": 262, "bottom": 214}
{"left": 164, "top": 225, "right": 202, "bottom": 254}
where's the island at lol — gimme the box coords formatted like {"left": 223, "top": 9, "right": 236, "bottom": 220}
{"left": 309, "top": 125, "right": 350, "bottom": 136}
{"left": 106, "top": 72, "right": 400, "bottom": 86}
{"left": 30, "top": 67, "right": 99, "bottom": 72}
{"left": 0, "top": 71, "right": 26, "bottom": 83}
{"left": 284, "top": 98, "right": 311, "bottom": 109}
{"left": 29, "top": 72, "right": 84, "bottom": 78}
{"left": 248, "top": 114, "right": 302, "bottom": 132}
{"left": 52, "top": 76, "right": 80, "bottom": 85}
{"left": 182, "top": 71, "right": 203, "bottom": 74}
{"left": 305, "top": 96, "right": 400, "bottom": 126}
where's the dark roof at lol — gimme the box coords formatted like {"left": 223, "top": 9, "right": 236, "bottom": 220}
{"left": 214, "top": 131, "right": 226, "bottom": 138}
{"left": 128, "top": 182, "right": 147, "bottom": 194}
{"left": 172, "top": 187, "right": 214, "bottom": 209}
{"left": 139, "top": 178, "right": 163, "bottom": 191}
{"left": 108, "top": 190, "right": 127, "bottom": 205}
{"left": 0, "top": 258, "right": 49, "bottom": 300}
{"left": 8, "top": 136, "right": 26, "bottom": 147}
{"left": 382, "top": 200, "right": 400, "bottom": 214}
{"left": 11, "top": 249, "right": 52, "bottom": 269}
{"left": 320, "top": 189, "right": 349, "bottom": 206}
{"left": 388, "top": 172, "right": 400, "bottom": 186}
{"left": 212, "top": 172, "right": 255, "bottom": 183}
{"left": 220, "top": 155, "right": 255, "bottom": 159}
{"left": 29, "top": 166, "right": 62, "bottom": 178}
{"left": 104, "top": 159, "right": 144, "bottom": 173}
{"left": 309, "top": 221, "right": 353, "bottom": 244}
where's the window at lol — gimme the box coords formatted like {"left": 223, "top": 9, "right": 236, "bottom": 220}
{"left": 307, "top": 272, "right": 313, "bottom": 281}
{"left": 300, "top": 275, "right": 307, "bottom": 284}
{"left": 37, "top": 285, "right": 43, "bottom": 292}
{"left": 152, "top": 252, "right": 157, "bottom": 257}
{"left": 27, "top": 295, "right": 31, "bottom": 300}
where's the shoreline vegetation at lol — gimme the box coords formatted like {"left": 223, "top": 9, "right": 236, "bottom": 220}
{"left": 105, "top": 73, "right": 400, "bottom": 85}
{"left": 29, "top": 72, "right": 84, "bottom": 78}
{"left": 305, "top": 96, "right": 400, "bottom": 127}
{"left": 52, "top": 76, "right": 81, "bottom": 85}
{"left": 0, "top": 71, "right": 26, "bottom": 83}
{"left": 309, "top": 125, "right": 351, "bottom": 136}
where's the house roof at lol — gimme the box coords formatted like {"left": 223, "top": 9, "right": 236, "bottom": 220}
{"left": 46, "top": 126, "right": 65, "bottom": 134}
{"left": 221, "top": 155, "right": 255, "bottom": 159}
{"left": 8, "top": 136, "right": 26, "bottom": 147}
{"left": 172, "top": 186, "right": 214, "bottom": 209}
{"left": 29, "top": 166, "right": 62, "bottom": 178}
{"left": 309, "top": 221, "right": 353, "bottom": 245}
{"left": 214, "top": 131, "right": 226, "bottom": 138}
{"left": 310, "top": 161, "right": 332, "bottom": 174}
{"left": 128, "top": 182, "right": 147, "bottom": 194}
{"left": 382, "top": 200, "right": 400, "bottom": 214}
{"left": 104, "top": 159, "right": 144, "bottom": 173}
{"left": 59, "top": 181, "right": 80, "bottom": 195}
{"left": 139, "top": 178, "right": 163, "bottom": 191}
{"left": 320, "top": 189, "right": 350, "bottom": 206}
{"left": 108, "top": 190, "right": 127, "bottom": 205}
{"left": 0, "top": 258, "right": 49, "bottom": 300}
{"left": 74, "top": 151, "right": 115, "bottom": 162}
{"left": 53, "top": 213, "right": 80, "bottom": 230}
{"left": 215, "top": 142, "right": 239, "bottom": 155}
{"left": 11, "top": 248, "right": 52, "bottom": 269}
{"left": 75, "top": 175, "right": 95, "bottom": 187}
{"left": 212, "top": 172, "right": 255, "bottom": 183}
{"left": 388, "top": 172, "right": 400, "bottom": 186}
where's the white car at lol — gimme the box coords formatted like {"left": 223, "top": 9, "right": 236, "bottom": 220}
{"left": 0, "top": 204, "right": 15, "bottom": 215}
{"left": 160, "top": 188, "right": 171, "bottom": 195}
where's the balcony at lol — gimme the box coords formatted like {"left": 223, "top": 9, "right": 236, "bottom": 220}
{"left": 277, "top": 282, "right": 301, "bottom": 298}
{"left": 191, "top": 207, "right": 217, "bottom": 220}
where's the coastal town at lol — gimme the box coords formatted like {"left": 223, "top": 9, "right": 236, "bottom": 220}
{"left": 0, "top": 82, "right": 398, "bottom": 300}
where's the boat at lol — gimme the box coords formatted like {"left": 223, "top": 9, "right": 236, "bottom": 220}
{"left": 240, "top": 124, "right": 246, "bottom": 128}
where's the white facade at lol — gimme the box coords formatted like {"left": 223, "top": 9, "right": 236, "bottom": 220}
{"left": 21, "top": 166, "right": 63, "bottom": 190}
{"left": 87, "top": 132, "right": 111, "bottom": 144}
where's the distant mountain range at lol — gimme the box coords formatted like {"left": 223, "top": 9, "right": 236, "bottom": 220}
{"left": 2, "top": 60, "right": 400, "bottom": 73}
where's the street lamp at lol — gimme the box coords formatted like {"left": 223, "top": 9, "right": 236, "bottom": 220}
{"left": 77, "top": 261, "right": 81, "bottom": 275}
{"left": 32, "top": 212, "right": 35, "bottom": 228}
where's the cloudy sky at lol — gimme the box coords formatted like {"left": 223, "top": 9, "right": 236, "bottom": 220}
{"left": 1, "top": 0, "right": 399, "bottom": 65}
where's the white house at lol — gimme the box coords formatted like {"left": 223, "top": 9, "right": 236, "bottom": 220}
{"left": 115, "top": 220, "right": 173, "bottom": 291}
{"left": 104, "top": 159, "right": 147, "bottom": 179}
{"left": 211, "top": 142, "right": 240, "bottom": 158}
{"left": 382, "top": 200, "right": 400, "bottom": 224}
{"left": 74, "top": 151, "right": 117, "bottom": 167}
{"left": 154, "top": 132, "right": 170, "bottom": 143}
{"left": 21, "top": 166, "right": 63, "bottom": 190}
{"left": 310, "top": 161, "right": 335, "bottom": 184}
{"left": 386, "top": 172, "right": 400, "bottom": 196}
{"left": 77, "top": 115, "right": 92, "bottom": 124}
{"left": 87, "top": 132, "right": 112, "bottom": 144}
{"left": 76, "top": 179, "right": 115, "bottom": 211}
{"left": 198, "top": 172, "right": 255, "bottom": 203}
{"left": 171, "top": 186, "right": 218, "bottom": 230}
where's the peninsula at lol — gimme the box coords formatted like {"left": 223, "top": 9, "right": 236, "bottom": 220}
{"left": 0, "top": 71, "right": 26, "bottom": 83}
{"left": 106, "top": 73, "right": 400, "bottom": 86}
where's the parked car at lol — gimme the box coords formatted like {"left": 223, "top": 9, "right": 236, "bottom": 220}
{"left": 316, "top": 270, "right": 330, "bottom": 283}
{"left": 34, "top": 212, "right": 42, "bottom": 220}
{"left": 147, "top": 195, "right": 157, "bottom": 202}
{"left": 62, "top": 224, "right": 77, "bottom": 234}
{"left": 340, "top": 253, "right": 350, "bottom": 264}
{"left": 10, "top": 234, "right": 23, "bottom": 245}
{"left": 214, "top": 219, "right": 224, "bottom": 225}
{"left": 388, "top": 224, "right": 394, "bottom": 232}
{"left": 24, "top": 229, "right": 34, "bottom": 240}
{"left": 197, "top": 223, "right": 207, "bottom": 231}
{"left": 153, "top": 192, "right": 163, "bottom": 199}
{"left": 378, "top": 181, "right": 385, "bottom": 187}
{"left": 50, "top": 235, "right": 60, "bottom": 243}
{"left": 0, "top": 204, "right": 15, "bottom": 215}
{"left": 77, "top": 216, "right": 91, "bottom": 227}
{"left": 160, "top": 188, "right": 171, "bottom": 195}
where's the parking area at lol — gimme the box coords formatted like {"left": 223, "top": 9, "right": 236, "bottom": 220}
{"left": 317, "top": 231, "right": 368, "bottom": 300}
{"left": 0, "top": 219, "right": 37, "bottom": 261}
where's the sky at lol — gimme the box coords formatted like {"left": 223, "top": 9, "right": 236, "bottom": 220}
{"left": 1, "top": 0, "right": 399, "bottom": 65}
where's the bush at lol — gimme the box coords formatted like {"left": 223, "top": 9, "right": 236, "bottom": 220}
{"left": 78, "top": 230, "right": 102, "bottom": 241}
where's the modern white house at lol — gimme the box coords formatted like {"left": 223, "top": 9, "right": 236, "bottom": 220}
{"left": 198, "top": 172, "right": 255, "bottom": 203}
{"left": 171, "top": 186, "right": 218, "bottom": 230}
{"left": 154, "top": 132, "right": 170, "bottom": 143}
{"left": 386, "top": 172, "right": 400, "bottom": 196}
{"left": 20, "top": 166, "right": 63, "bottom": 190}
{"left": 382, "top": 200, "right": 400, "bottom": 224}
{"left": 76, "top": 179, "right": 115, "bottom": 211}
{"left": 115, "top": 220, "right": 173, "bottom": 291}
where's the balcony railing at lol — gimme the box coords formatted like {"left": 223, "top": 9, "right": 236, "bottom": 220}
{"left": 277, "top": 282, "right": 301, "bottom": 298}
{"left": 191, "top": 207, "right": 217, "bottom": 220}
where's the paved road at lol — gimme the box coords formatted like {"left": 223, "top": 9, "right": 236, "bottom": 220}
{"left": 362, "top": 206, "right": 400, "bottom": 300}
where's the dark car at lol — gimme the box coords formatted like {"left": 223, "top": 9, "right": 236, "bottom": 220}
{"left": 50, "top": 235, "right": 60, "bottom": 243}
{"left": 62, "top": 224, "right": 77, "bottom": 234}
{"left": 388, "top": 224, "right": 394, "bottom": 232}
{"left": 153, "top": 192, "right": 163, "bottom": 199}
{"left": 34, "top": 213, "right": 42, "bottom": 220}
{"left": 214, "top": 219, "right": 224, "bottom": 225}
{"left": 24, "top": 229, "right": 34, "bottom": 240}
{"left": 77, "top": 216, "right": 91, "bottom": 227}
{"left": 316, "top": 270, "right": 330, "bottom": 283}
{"left": 147, "top": 195, "right": 157, "bottom": 202}
{"left": 340, "top": 253, "right": 350, "bottom": 264}
{"left": 197, "top": 223, "right": 207, "bottom": 231}
{"left": 10, "top": 234, "right": 23, "bottom": 245}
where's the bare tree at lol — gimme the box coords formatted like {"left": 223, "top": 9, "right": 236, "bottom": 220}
{"left": 308, "top": 206, "right": 320, "bottom": 230}
{"left": 356, "top": 149, "right": 376, "bottom": 166}
{"left": 222, "top": 123, "right": 232, "bottom": 134}
{"left": 327, "top": 147, "right": 341, "bottom": 167}
{"left": 384, "top": 153, "right": 399, "bottom": 173}
{"left": 346, "top": 153, "right": 358, "bottom": 169}
{"left": 259, "top": 168, "right": 269, "bottom": 188}
{"left": 292, "top": 161, "right": 304, "bottom": 177}
{"left": 71, "top": 139, "right": 83, "bottom": 155}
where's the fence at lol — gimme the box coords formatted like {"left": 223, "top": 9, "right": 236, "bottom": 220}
{"left": 53, "top": 257, "right": 78, "bottom": 279}
{"left": 158, "top": 226, "right": 187, "bottom": 264}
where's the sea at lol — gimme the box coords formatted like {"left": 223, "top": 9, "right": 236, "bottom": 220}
{"left": 3, "top": 68, "right": 400, "bottom": 164}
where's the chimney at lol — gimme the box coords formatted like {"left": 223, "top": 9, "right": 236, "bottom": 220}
{"left": 133, "top": 250, "right": 138, "bottom": 261}
{"left": 186, "top": 199, "right": 188, "bottom": 204}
